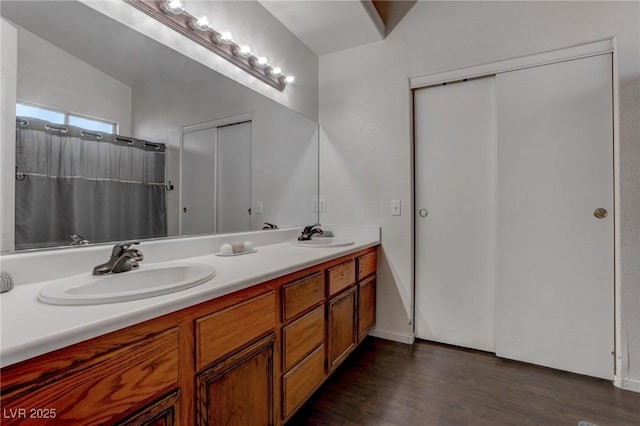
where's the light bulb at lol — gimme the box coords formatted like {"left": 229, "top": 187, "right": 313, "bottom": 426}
{"left": 190, "top": 13, "right": 210, "bottom": 31}
{"left": 236, "top": 44, "right": 252, "bottom": 58}
{"left": 160, "top": 0, "right": 184, "bottom": 15}
{"left": 256, "top": 57, "right": 269, "bottom": 67}
{"left": 285, "top": 75, "right": 295, "bottom": 84}
{"left": 216, "top": 30, "right": 234, "bottom": 44}
{"left": 270, "top": 67, "right": 283, "bottom": 77}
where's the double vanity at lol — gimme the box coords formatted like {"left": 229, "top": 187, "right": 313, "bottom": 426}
{"left": 0, "top": 227, "right": 379, "bottom": 425}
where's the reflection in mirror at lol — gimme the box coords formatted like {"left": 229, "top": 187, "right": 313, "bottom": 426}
{"left": 0, "top": 0, "right": 319, "bottom": 253}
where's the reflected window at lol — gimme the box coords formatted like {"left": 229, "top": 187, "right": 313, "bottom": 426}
{"left": 68, "top": 114, "right": 115, "bottom": 133}
{"left": 16, "top": 102, "right": 117, "bottom": 134}
{"left": 16, "top": 103, "right": 65, "bottom": 124}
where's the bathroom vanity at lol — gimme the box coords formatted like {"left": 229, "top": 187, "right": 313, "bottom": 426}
{"left": 0, "top": 233, "right": 378, "bottom": 425}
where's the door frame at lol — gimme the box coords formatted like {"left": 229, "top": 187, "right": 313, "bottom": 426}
{"left": 409, "top": 38, "right": 620, "bottom": 378}
{"left": 179, "top": 112, "right": 253, "bottom": 235}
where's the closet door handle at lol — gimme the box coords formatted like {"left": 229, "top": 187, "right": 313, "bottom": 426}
{"left": 419, "top": 209, "right": 428, "bottom": 218}
{"left": 593, "top": 208, "right": 608, "bottom": 219}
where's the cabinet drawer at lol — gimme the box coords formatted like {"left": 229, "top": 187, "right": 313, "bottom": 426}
{"left": 196, "top": 291, "right": 275, "bottom": 371}
{"left": 282, "top": 305, "right": 324, "bottom": 372}
{"left": 328, "top": 260, "right": 356, "bottom": 297}
{"left": 1, "top": 328, "right": 179, "bottom": 426}
{"left": 357, "top": 251, "right": 377, "bottom": 280}
{"left": 282, "top": 344, "right": 325, "bottom": 419}
{"left": 282, "top": 272, "right": 324, "bottom": 322}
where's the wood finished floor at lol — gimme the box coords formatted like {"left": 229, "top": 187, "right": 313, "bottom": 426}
{"left": 288, "top": 338, "right": 640, "bottom": 426}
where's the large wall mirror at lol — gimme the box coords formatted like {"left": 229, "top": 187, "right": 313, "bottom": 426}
{"left": 0, "top": 0, "right": 319, "bottom": 253}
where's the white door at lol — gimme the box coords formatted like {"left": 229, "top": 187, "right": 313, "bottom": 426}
{"left": 414, "top": 76, "right": 497, "bottom": 352}
{"left": 495, "top": 54, "right": 614, "bottom": 379}
{"left": 216, "top": 121, "right": 252, "bottom": 233}
{"left": 181, "top": 127, "right": 217, "bottom": 236}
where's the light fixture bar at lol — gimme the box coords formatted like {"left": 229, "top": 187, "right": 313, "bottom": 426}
{"left": 125, "top": 0, "right": 289, "bottom": 91}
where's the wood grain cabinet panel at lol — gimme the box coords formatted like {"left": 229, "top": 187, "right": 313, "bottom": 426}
{"left": 282, "top": 305, "right": 324, "bottom": 372}
{"left": 358, "top": 275, "right": 376, "bottom": 341}
{"left": 282, "top": 345, "right": 325, "bottom": 419}
{"left": 118, "top": 390, "right": 181, "bottom": 426}
{"left": 327, "top": 287, "right": 358, "bottom": 371}
{"left": 357, "top": 251, "right": 377, "bottom": 281}
{"left": 196, "top": 334, "right": 275, "bottom": 426}
{"left": 196, "top": 290, "right": 275, "bottom": 371}
{"left": 1, "top": 328, "right": 179, "bottom": 426}
{"left": 327, "top": 260, "right": 356, "bottom": 297}
{"left": 281, "top": 272, "right": 324, "bottom": 322}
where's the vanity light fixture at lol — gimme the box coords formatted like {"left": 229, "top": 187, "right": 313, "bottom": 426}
{"left": 126, "top": 0, "right": 293, "bottom": 91}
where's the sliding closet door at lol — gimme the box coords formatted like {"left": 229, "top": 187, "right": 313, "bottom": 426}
{"left": 414, "top": 76, "right": 497, "bottom": 352}
{"left": 216, "top": 121, "right": 252, "bottom": 233}
{"left": 495, "top": 54, "right": 614, "bottom": 379}
{"left": 181, "top": 127, "right": 217, "bottom": 236}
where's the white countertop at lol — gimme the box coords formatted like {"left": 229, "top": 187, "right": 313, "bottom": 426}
{"left": 0, "top": 229, "right": 379, "bottom": 368}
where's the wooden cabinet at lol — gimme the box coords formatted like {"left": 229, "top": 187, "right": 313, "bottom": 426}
{"left": 196, "top": 334, "right": 275, "bottom": 426}
{"left": 282, "top": 306, "right": 324, "bottom": 372}
{"left": 0, "top": 246, "right": 377, "bottom": 426}
{"left": 358, "top": 275, "right": 376, "bottom": 341}
{"left": 279, "top": 270, "right": 327, "bottom": 423}
{"left": 281, "top": 345, "right": 325, "bottom": 418}
{"left": 196, "top": 291, "right": 275, "bottom": 370}
{"left": 327, "top": 286, "right": 358, "bottom": 371}
{"left": 281, "top": 272, "right": 324, "bottom": 322}
{"left": 0, "top": 328, "right": 180, "bottom": 425}
{"left": 118, "top": 390, "right": 181, "bottom": 426}
{"left": 327, "top": 260, "right": 356, "bottom": 297}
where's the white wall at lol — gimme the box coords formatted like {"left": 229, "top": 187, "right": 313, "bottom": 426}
{"left": 0, "top": 19, "right": 17, "bottom": 252}
{"left": 82, "top": 0, "right": 319, "bottom": 121}
{"left": 13, "top": 24, "right": 132, "bottom": 135}
{"left": 319, "top": 1, "right": 640, "bottom": 386}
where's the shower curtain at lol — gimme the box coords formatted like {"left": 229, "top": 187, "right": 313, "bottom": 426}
{"left": 15, "top": 118, "right": 167, "bottom": 250}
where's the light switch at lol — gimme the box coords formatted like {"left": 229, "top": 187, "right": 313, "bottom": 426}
{"left": 319, "top": 198, "right": 327, "bottom": 213}
{"left": 256, "top": 201, "right": 264, "bottom": 214}
{"left": 391, "top": 200, "right": 401, "bottom": 216}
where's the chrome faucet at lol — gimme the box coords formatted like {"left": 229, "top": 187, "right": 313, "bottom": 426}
{"left": 93, "top": 241, "right": 144, "bottom": 275}
{"left": 298, "top": 224, "right": 323, "bottom": 241}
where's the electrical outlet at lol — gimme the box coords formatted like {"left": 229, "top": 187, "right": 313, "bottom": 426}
{"left": 391, "top": 200, "right": 401, "bottom": 216}
{"left": 318, "top": 198, "right": 327, "bottom": 213}
{"left": 256, "top": 201, "right": 264, "bottom": 214}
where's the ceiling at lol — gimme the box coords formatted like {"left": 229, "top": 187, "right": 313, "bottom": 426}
{"left": 258, "top": 0, "right": 386, "bottom": 56}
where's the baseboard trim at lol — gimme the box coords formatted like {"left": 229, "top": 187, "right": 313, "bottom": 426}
{"left": 614, "top": 375, "right": 640, "bottom": 393}
{"left": 369, "top": 329, "right": 415, "bottom": 344}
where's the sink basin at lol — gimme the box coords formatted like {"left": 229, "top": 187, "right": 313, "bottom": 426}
{"left": 38, "top": 262, "right": 216, "bottom": 305}
{"left": 290, "top": 238, "right": 355, "bottom": 248}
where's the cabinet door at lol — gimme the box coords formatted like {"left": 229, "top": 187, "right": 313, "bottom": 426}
{"left": 118, "top": 390, "right": 181, "bottom": 426}
{"left": 327, "top": 286, "right": 357, "bottom": 371}
{"left": 196, "top": 334, "right": 275, "bottom": 426}
{"left": 358, "top": 276, "right": 376, "bottom": 341}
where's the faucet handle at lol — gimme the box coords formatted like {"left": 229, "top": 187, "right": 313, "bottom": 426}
{"left": 303, "top": 223, "right": 322, "bottom": 232}
{"left": 112, "top": 241, "right": 140, "bottom": 256}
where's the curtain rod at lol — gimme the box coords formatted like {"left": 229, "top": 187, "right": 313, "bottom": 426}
{"left": 16, "top": 117, "right": 166, "bottom": 153}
